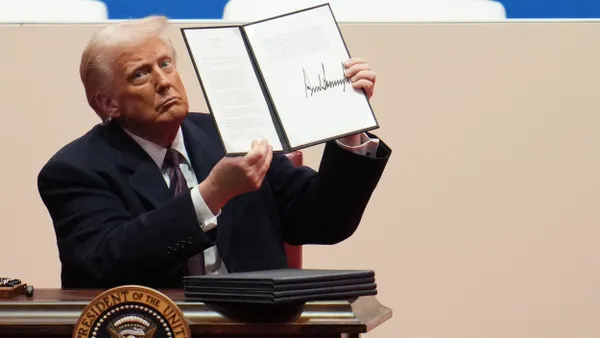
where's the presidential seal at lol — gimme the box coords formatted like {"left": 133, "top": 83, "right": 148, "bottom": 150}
{"left": 73, "top": 286, "right": 191, "bottom": 338}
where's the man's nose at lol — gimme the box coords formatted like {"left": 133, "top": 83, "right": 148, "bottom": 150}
{"left": 155, "top": 68, "right": 172, "bottom": 92}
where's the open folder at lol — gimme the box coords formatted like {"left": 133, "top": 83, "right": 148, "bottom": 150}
{"left": 181, "top": 4, "right": 379, "bottom": 156}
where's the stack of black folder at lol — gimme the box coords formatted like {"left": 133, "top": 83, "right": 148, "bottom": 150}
{"left": 183, "top": 269, "right": 377, "bottom": 305}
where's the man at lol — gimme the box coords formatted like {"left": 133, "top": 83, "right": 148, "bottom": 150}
{"left": 37, "top": 16, "right": 391, "bottom": 289}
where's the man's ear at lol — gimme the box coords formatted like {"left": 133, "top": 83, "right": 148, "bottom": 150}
{"left": 94, "top": 93, "right": 120, "bottom": 119}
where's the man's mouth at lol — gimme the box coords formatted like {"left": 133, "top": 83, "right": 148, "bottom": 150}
{"left": 159, "top": 97, "right": 180, "bottom": 110}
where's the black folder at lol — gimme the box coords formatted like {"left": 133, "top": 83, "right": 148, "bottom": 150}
{"left": 183, "top": 269, "right": 377, "bottom": 305}
{"left": 184, "top": 276, "right": 375, "bottom": 292}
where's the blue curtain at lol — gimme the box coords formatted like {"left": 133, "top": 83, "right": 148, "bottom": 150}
{"left": 500, "top": 0, "right": 600, "bottom": 18}
{"left": 101, "top": 0, "right": 229, "bottom": 19}
{"left": 100, "top": 0, "right": 600, "bottom": 19}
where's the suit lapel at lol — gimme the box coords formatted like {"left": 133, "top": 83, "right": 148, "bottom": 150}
{"left": 180, "top": 118, "right": 222, "bottom": 183}
{"left": 128, "top": 161, "right": 172, "bottom": 207}
{"left": 101, "top": 122, "right": 172, "bottom": 208}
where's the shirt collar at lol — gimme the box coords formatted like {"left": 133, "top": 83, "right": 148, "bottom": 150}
{"left": 122, "top": 126, "right": 191, "bottom": 168}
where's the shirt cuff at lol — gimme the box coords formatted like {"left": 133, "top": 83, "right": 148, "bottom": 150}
{"left": 336, "top": 133, "right": 380, "bottom": 158}
{"left": 190, "top": 187, "right": 219, "bottom": 232}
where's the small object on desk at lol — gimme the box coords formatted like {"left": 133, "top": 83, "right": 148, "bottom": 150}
{"left": 0, "top": 278, "right": 20, "bottom": 287}
{"left": 0, "top": 277, "right": 26, "bottom": 298}
{"left": 25, "top": 285, "right": 34, "bottom": 297}
{"left": 6, "top": 279, "right": 20, "bottom": 287}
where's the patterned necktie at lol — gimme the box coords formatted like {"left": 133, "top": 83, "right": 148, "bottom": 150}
{"left": 163, "top": 148, "right": 206, "bottom": 275}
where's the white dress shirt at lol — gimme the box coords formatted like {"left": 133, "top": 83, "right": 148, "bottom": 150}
{"left": 123, "top": 126, "right": 379, "bottom": 275}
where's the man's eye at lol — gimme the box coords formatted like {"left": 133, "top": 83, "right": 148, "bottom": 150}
{"left": 132, "top": 71, "right": 145, "bottom": 79}
{"left": 161, "top": 60, "right": 172, "bottom": 68}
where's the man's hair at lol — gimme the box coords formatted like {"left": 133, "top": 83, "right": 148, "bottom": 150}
{"left": 79, "top": 16, "right": 177, "bottom": 119}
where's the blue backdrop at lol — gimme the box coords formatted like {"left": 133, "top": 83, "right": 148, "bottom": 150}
{"left": 101, "top": 0, "right": 600, "bottom": 19}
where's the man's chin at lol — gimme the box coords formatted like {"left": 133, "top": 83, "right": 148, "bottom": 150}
{"left": 160, "top": 105, "right": 188, "bottom": 121}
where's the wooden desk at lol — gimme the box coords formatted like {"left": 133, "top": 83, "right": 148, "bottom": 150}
{"left": 0, "top": 289, "right": 392, "bottom": 338}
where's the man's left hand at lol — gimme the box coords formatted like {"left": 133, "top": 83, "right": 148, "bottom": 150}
{"left": 344, "top": 57, "right": 376, "bottom": 99}
{"left": 339, "top": 57, "right": 377, "bottom": 147}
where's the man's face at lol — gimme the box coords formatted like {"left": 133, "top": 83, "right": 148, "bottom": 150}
{"left": 108, "top": 36, "right": 189, "bottom": 130}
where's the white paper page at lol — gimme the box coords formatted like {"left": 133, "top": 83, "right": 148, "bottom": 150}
{"left": 243, "top": 5, "right": 377, "bottom": 149}
{"left": 182, "top": 27, "right": 283, "bottom": 154}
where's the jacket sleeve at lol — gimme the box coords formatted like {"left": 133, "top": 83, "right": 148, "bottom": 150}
{"left": 37, "top": 159, "right": 215, "bottom": 286}
{"left": 267, "top": 135, "right": 391, "bottom": 245}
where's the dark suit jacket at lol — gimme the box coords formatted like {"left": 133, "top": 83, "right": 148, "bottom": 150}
{"left": 37, "top": 112, "right": 391, "bottom": 289}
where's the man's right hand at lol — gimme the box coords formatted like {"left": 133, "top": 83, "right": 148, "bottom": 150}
{"left": 199, "top": 139, "right": 273, "bottom": 214}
